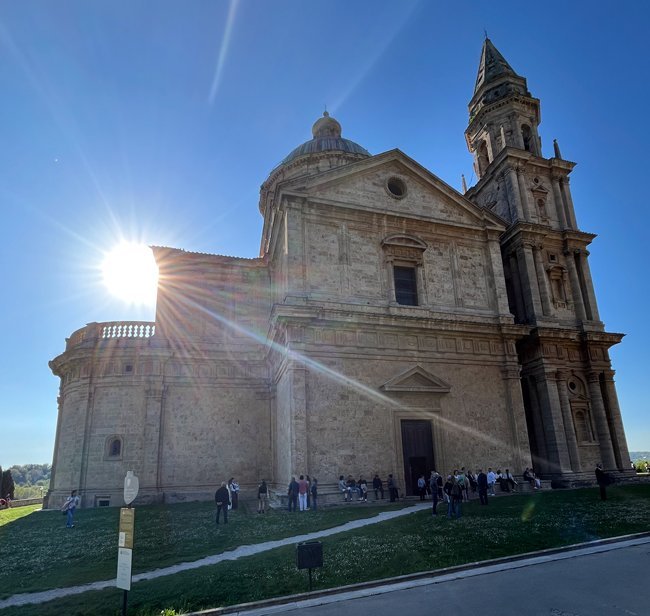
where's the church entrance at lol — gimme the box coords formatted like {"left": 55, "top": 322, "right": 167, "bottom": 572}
{"left": 400, "top": 419, "right": 435, "bottom": 496}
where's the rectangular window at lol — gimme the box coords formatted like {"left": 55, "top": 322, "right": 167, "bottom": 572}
{"left": 394, "top": 266, "right": 418, "bottom": 306}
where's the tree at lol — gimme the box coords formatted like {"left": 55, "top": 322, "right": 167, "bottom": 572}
{"left": 2, "top": 469, "right": 15, "bottom": 499}
{"left": 0, "top": 465, "right": 3, "bottom": 498}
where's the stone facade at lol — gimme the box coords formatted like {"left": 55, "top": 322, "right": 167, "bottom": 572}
{"left": 47, "top": 40, "right": 633, "bottom": 508}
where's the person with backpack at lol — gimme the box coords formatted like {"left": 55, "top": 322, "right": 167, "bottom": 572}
{"left": 61, "top": 490, "right": 80, "bottom": 528}
{"left": 450, "top": 476, "right": 463, "bottom": 518}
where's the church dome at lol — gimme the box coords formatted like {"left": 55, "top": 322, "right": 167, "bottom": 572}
{"left": 279, "top": 111, "right": 370, "bottom": 165}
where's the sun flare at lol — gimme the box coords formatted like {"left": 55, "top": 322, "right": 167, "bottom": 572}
{"left": 101, "top": 243, "right": 158, "bottom": 305}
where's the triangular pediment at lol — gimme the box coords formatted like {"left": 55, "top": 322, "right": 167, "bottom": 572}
{"left": 380, "top": 366, "right": 451, "bottom": 393}
{"left": 280, "top": 150, "right": 506, "bottom": 232}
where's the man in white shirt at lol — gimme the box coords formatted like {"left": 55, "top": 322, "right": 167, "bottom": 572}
{"left": 487, "top": 468, "right": 496, "bottom": 496}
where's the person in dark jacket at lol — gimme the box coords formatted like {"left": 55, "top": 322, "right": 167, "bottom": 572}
{"left": 595, "top": 464, "right": 609, "bottom": 501}
{"left": 477, "top": 468, "right": 488, "bottom": 505}
{"left": 287, "top": 477, "right": 299, "bottom": 512}
{"left": 257, "top": 479, "right": 268, "bottom": 513}
{"left": 372, "top": 474, "right": 384, "bottom": 500}
{"left": 310, "top": 478, "right": 318, "bottom": 511}
{"left": 215, "top": 482, "right": 230, "bottom": 525}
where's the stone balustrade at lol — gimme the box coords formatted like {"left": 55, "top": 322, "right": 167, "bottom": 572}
{"left": 65, "top": 321, "right": 156, "bottom": 350}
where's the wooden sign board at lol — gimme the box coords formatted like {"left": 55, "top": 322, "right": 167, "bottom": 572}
{"left": 118, "top": 507, "right": 135, "bottom": 549}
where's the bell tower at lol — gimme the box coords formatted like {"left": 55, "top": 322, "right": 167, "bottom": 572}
{"left": 466, "top": 37, "right": 542, "bottom": 179}
{"left": 464, "top": 38, "right": 633, "bottom": 483}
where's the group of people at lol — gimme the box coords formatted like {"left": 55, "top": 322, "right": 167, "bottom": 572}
{"left": 337, "top": 474, "right": 402, "bottom": 503}
{"left": 213, "top": 477, "right": 241, "bottom": 524}
{"left": 421, "top": 466, "right": 544, "bottom": 518}
{"left": 287, "top": 475, "right": 318, "bottom": 511}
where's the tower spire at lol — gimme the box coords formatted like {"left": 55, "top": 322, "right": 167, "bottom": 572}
{"left": 473, "top": 38, "right": 521, "bottom": 95}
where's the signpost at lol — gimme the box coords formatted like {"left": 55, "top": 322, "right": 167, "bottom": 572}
{"left": 296, "top": 541, "right": 323, "bottom": 591}
{"left": 117, "top": 471, "right": 139, "bottom": 616}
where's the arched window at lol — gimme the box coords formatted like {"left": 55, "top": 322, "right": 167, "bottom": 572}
{"left": 106, "top": 436, "right": 123, "bottom": 459}
{"left": 521, "top": 125, "right": 533, "bottom": 152}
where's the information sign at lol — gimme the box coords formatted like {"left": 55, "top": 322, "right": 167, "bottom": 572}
{"left": 123, "top": 471, "right": 139, "bottom": 505}
{"left": 116, "top": 548, "right": 132, "bottom": 591}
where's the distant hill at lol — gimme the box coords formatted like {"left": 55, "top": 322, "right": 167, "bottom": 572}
{"left": 630, "top": 452, "right": 650, "bottom": 461}
{"left": 7, "top": 463, "right": 51, "bottom": 486}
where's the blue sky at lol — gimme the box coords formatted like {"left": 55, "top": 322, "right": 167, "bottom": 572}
{"left": 1, "top": 1, "right": 648, "bottom": 467}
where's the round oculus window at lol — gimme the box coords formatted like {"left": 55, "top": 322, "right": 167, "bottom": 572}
{"left": 386, "top": 177, "right": 407, "bottom": 199}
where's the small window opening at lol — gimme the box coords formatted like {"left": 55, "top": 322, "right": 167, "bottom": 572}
{"left": 109, "top": 438, "right": 122, "bottom": 457}
{"left": 394, "top": 266, "right": 418, "bottom": 306}
{"left": 124, "top": 364, "right": 133, "bottom": 373}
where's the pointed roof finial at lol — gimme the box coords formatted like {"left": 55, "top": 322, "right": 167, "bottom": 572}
{"left": 484, "top": 28, "right": 488, "bottom": 40}
{"left": 461, "top": 174, "right": 468, "bottom": 193}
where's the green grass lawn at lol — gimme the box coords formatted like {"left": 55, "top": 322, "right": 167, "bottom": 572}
{"left": 1, "top": 485, "right": 649, "bottom": 616}
{"left": 0, "top": 498, "right": 410, "bottom": 599}
{"left": 0, "top": 505, "right": 41, "bottom": 528}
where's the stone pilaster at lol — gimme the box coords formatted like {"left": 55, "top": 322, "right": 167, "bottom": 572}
{"left": 587, "top": 371, "right": 617, "bottom": 469}
{"left": 516, "top": 166, "right": 532, "bottom": 222}
{"left": 535, "top": 371, "right": 573, "bottom": 474}
{"left": 602, "top": 370, "right": 631, "bottom": 470}
{"left": 142, "top": 383, "right": 164, "bottom": 489}
{"left": 503, "top": 367, "right": 532, "bottom": 471}
{"left": 560, "top": 178, "right": 578, "bottom": 229}
{"left": 506, "top": 166, "right": 525, "bottom": 221}
{"left": 577, "top": 250, "right": 601, "bottom": 322}
{"left": 519, "top": 243, "right": 544, "bottom": 320}
{"left": 533, "top": 244, "right": 553, "bottom": 317}
{"left": 564, "top": 249, "right": 587, "bottom": 321}
{"left": 507, "top": 253, "right": 526, "bottom": 321}
{"left": 551, "top": 175, "right": 568, "bottom": 229}
{"left": 556, "top": 371, "right": 581, "bottom": 471}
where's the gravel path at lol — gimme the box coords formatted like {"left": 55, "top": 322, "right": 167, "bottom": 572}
{"left": 0, "top": 502, "right": 430, "bottom": 609}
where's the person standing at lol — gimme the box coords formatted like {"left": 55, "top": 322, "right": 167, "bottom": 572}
{"left": 228, "top": 478, "right": 240, "bottom": 510}
{"left": 305, "top": 475, "right": 312, "bottom": 509}
{"left": 429, "top": 471, "right": 440, "bottom": 515}
{"left": 451, "top": 476, "right": 463, "bottom": 518}
{"left": 62, "top": 490, "right": 80, "bottom": 528}
{"left": 595, "top": 464, "right": 609, "bottom": 501}
{"left": 298, "top": 475, "right": 309, "bottom": 511}
{"left": 257, "top": 479, "right": 268, "bottom": 513}
{"left": 310, "top": 478, "right": 318, "bottom": 511}
{"left": 477, "top": 468, "right": 488, "bottom": 505}
{"left": 387, "top": 474, "right": 398, "bottom": 502}
{"left": 417, "top": 474, "right": 426, "bottom": 501}
{"left": 444, "top": 475, "right": 454, "bottom": 517}
{"left": 372, "top": 474, "right": 384, "bottom": 500}
{"left": 487, "top": 467, "right": 496, "bottom": 496}
{"left": 215, "top": 482, "right": 230, "bottom": 525}
{"left": 288, "top": 477, "right": 299, "bottom": 512}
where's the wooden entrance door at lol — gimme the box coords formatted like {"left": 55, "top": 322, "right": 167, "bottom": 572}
{"left": 400, "top": 420, "right": 435, "bottom": 496}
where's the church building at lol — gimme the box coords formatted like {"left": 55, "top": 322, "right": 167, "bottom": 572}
{"left": 47, "top": 39, "right": 632, "bottom": 508}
